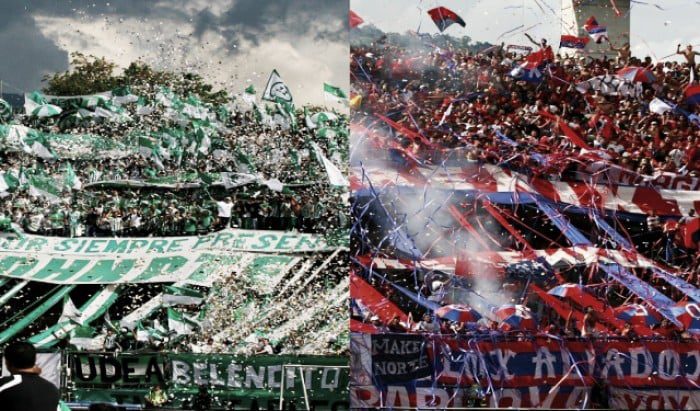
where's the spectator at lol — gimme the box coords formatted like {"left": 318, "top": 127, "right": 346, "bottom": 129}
{"left": 0, "top": 341, "right": 60, "bottom": 411}
{"left": 144, "top": 385, "right": 168, "bottom": 409}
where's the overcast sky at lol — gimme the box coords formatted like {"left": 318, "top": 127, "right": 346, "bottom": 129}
{"left": 352, "top": 0, "right": 700, "bottom": 63}
{"left": 0, "top": 0, "right": 347, "bottom": 105}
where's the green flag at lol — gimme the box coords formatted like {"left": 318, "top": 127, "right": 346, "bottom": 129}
{"left": 306, "top": 110, "right": 338, "bottom": 129}
{"left": 167, "top": 307, "right": 197, "bottom": 335}
{"left": 163, "top": 285, "right": 204, "bottom": 306}
{"left": 28, "top": 173, "right": 63, "bottom": 202}
{"left": 23, "top": 129, "right": 55, "bottom": 159}
{"left": 63, "top": 162, "right": 82, "bottom": 190}
{"left": 0, "top": 171, "right": 19, "bottom": 194}
{"left": 138, "top": 135, "right": 164, "bottom": 169}
{"left": 69, "top": 324, "right": 100, "bottom": 349}
{"left": 324, "top": 83, "right": 348, "bottom": 104}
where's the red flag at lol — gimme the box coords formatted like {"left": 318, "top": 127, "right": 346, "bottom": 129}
{"left": 350, "top": 319, "right": 379, "bottom": 334}
{"left": 350, "top": 273, "right": 408, "bottom": 323}
{"left": 680, "top": 218, "right": 700, "bottom": 249}
{"left": 559, "top": 35, "right": 589, "bottom": 49}
{"left": 427, "top": 6, "right": 466, "bottom": 33}
{"left": 539, "top": 110, "right": 591, "bottom": 150}
{"left": 349, "top": 10, "right": 364, "bottom": 28}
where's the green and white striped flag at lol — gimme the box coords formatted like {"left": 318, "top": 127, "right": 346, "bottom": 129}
{"left": 31, "top": 104, "right": 62, "bottom": 118}
{"left": 23, "top": 91, "right": 46, "bottom": 114}
{"left": 167, "top": 307, "right": 196, "bottom": 335}
{"left": 28, "top": 174, "right": 63, "bottom": 202}
{"left": 135, "top": 321, "right": 166, "bottom": 342}
{"left": 23, "top": 129, "right": 55, "bottom": 159}
{"left": 323, "top": 83, "right": 348, "bottom": 105}
{"left": 162, "top": 285, "right": 204, "bottom": 306}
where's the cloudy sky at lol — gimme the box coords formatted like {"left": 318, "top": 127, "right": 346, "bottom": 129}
{"left": 0, "top": 0, "right": 347, "bottom": 105}
{"left": 352, "top": 0, "right": 700, "bottom": 63}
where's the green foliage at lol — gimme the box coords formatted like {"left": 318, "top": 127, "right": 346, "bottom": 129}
{"left": 43, "top": 53, "right": 119, "bottom": 95}
{"left": 43, "top": 52, "right": 228, "bottom": 104}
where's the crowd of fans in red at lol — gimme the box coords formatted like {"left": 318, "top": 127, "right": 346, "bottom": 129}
{"left": 350, "top": 34, "right": 700, "bottom": 339}
{"left": 351, "top": 37, "right": 700, "bottom": 177}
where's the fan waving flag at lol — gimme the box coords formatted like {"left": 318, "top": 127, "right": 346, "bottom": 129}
{"left": 583, "top": 16, "right": 607, "bottom": 43}
{"left": 509, "top": 48, "right": 552, "bottom": 84}
{"left": 559, "top": 34, "right": 589, "bottom": 49}
{"left": 349, "top": 10, "right": 364, "bottom": 28}
{"left": 427, "top": 7, "right": 466, "bottom": 33}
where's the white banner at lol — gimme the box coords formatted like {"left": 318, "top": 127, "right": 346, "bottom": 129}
{"left": 0, "top": 229, "right": 335, "bottom": 284}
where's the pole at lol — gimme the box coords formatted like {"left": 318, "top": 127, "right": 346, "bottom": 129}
{"left": 278, "top": 365, "right": 285, "bottom": 410}
{"left": 298, "top": 367, "right": 311, "bottom": 411}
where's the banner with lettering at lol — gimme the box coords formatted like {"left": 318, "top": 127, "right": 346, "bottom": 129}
{"left": 68, "top": 352, "right": 349, "bottom": 409}
{"left": 350, "top": 333, "right": 700, "bottom": 410}
{"left": 0, "top": 229, "right": 336, "bottom": 285}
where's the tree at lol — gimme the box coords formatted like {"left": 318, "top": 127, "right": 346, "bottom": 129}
{"left": 43, "top": 52, "right": 119, "bottom": 95}
{"left": 43, "top": 52, "right": 229, "bottom": 104}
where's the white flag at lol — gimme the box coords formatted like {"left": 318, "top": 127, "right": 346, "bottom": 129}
{"left": 262, "top": 70, "right": 294, "bottom": 105}
{"left": 59, "top": 296, "right": 83, "bottom": 324}
{"left": 649, "top": 98, "right": 673, "bottom": 115}
{"left": 312, "top": 143, "right": 349, "bottom": 187}
{"left": 261, "top": 177, "right": 284, "bottom": 192}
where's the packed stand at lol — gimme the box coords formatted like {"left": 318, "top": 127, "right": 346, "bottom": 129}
{"left": 350, "top": 30, "right": 700, "bottom": 340}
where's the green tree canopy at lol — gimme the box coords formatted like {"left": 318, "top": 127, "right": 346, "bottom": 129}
{"left": 43, "top": 52, "right": 228, "bottom": 104}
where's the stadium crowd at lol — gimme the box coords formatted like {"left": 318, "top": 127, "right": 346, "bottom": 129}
{"left": 0, "top": 88, "right": 348, "bottom": 237}
{"left": 350, "top": 32, "right": 700, "bottom": 339}
{"left": 351, "top": 37, "right": 700, "bottom": 176}
{"left": 0, "top": 79, "right": 350, "bottom": 358}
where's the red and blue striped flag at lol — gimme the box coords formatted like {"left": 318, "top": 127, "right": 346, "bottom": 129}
{"left": 427, "top": 7, "right": 466, "bottom": 33}
{"left": 583, "top": 16, "right": 607, "bottom": 43}
{"left": 684, "top": 83, "right": 700, "bottom": 105}
{"left": 559, "top": 34, "right": 589, "bottom": 49}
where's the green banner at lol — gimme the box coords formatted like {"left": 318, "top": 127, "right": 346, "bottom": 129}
{"left": 69, "top": 352, "right": 349, "bottom": 410}
{"left": 0, "top": 229, "right": 335, "bottom": 285}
